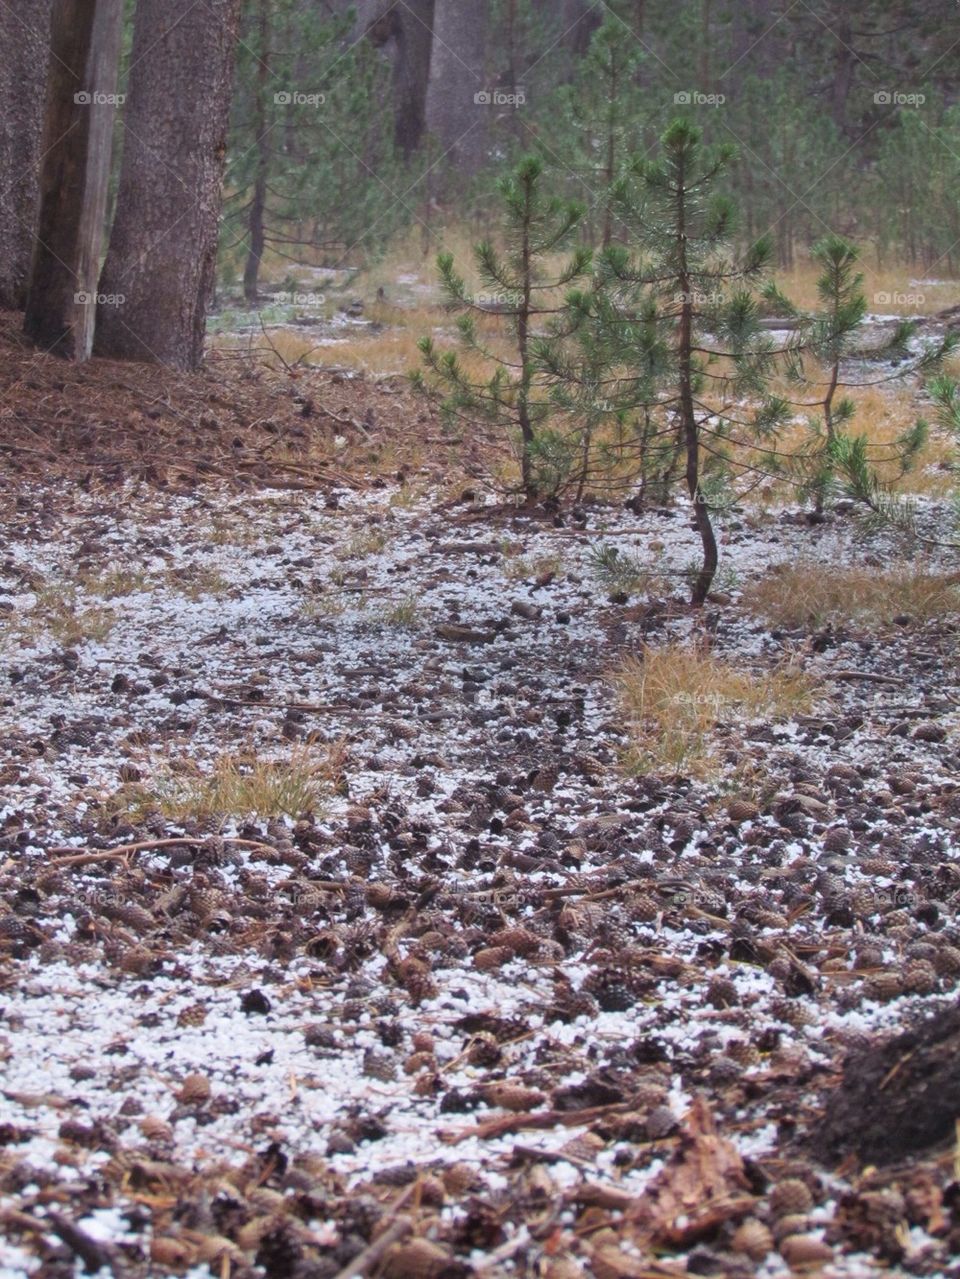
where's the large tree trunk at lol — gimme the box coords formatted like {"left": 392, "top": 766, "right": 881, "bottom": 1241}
{"left": 425, "top": 0, "right": 489, "bottom": 176}
{"left": 94, "top": 0, "right": 240, "bottom": 371}
{"left": 358, "top": 0, "right": 435, "bottom": 158}
{"left": 22, "top": 0, "right": 123, "bottom": 359}
{"left": 0, "top": 0, "right": 54, "bottom": 310}
{"left": 242, "top": 0, "right": 272, "bottom": 305}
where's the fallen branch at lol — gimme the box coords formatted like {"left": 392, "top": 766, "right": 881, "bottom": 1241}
{"left": 2, "top": 1209, "right": 122, "bottom": 1275}
{"left": 47, "top": 836, "right": 282, "bottom": 868}
{"left": 332, "top": 1215, "right": 413, "bottom": 1279}
{"left": 442, "top": 1098, "right": 637, "bottom": 1144}
{"left": 828, "top": 670, "right": 907, "bottom": 686}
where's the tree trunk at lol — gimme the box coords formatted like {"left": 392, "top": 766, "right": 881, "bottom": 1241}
{"left": 243, "top": 0, "right": 272, "bottom": 305}
{"left": 94, "top": 0, "right": 240, "bottom": 371}
{"left": 675, "top": 152, "right": 718, "bottom": 607}
{"left": 425, "top": 0, "right": 489, "bottom": 177}
{"left": 358, "top": 0, "right": 435, "bottom": 159}
{"left": 0, "top": 0, "right": 54, "bottom": 310}
{"left": 22, "top": 0, "right": 123, "bottom": 359}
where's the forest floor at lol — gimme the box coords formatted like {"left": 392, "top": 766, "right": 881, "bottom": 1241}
{"left": 2, "top": 310, "right": 960, "bottom": 1278}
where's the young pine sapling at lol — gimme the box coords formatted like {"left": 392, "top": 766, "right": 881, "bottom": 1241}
{"left": 413, "top": 157, "right": 591, "bottom": 502}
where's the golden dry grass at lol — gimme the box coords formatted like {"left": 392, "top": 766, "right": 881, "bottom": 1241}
{"left": 108, "top": 743, "right": 346, "bottom": 824}
{"left": 165, "top": 565, "right": 234, "bottom": 601}
{"left": 771, "top": 259, "right": 953, "bottom": 318}
{"left": 742, "top": 563, "right": 960, "bottom": 629}
{"left": 612, "top": 644, "right": 814, "bottom": 777}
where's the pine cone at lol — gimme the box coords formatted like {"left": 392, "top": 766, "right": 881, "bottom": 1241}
{"left": 176, "top": 1002, "right": 208, "bottom": 1028}
{"left": 546, "top": 989, "right": 598, "bottom": 1023}
{"left": 473, "top": 945, "right": 515, "bottom": 971}
{"left": 582, "top": 967, "right": 637, "bottom": 1012}
{"left": 866, "top": 971, "right": 904, "bottom": 1001}
{"left": 903, "top": 959, "right": 937, "bottom": 994}
{"left": 488, "top": 927, "right": 539, "bottom": 956}
{"left": 933, "top": 944, "right": 960, "bottom": 976}
{"left": 732, "top": 1219, "right": 773, "bottom": 1261}
{"left": 770, "top": 1177, "right": 814, "bottom": 1217}
{"left": 466, "top": 1031, "right": 501, "bottom": 1067}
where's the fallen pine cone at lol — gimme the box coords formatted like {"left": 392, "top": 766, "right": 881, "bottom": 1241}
{"left": 403, "top": 1051, "right": 435, "bottom": 1075}
{"left": 150, "top": 1236, "right": 197, "bottom": 1268}
{"left": 473, "top": 945, "right": 515, "bottom": 971}
{"left": 779, "top": 1233, "right": 833, "bottom": 1267}
{"left": 488, "top": 926, "right": 540, "bottom": 956}
{"left": 382, "top": 1238, "right": 462, "bottom": 1278}
{"left": 176, "top": 1072, "right": 212, "bottom": 1104}
{"left": 140, "top": 1115, "right": 173, "bottom": 1142}
{"left": 467, "top": 1031, "right": 502, "bottom": 1067}
{"left": 482, "top": 1082, "right": 545, "bottom": 1112}
{"left": 731, "top": 1218, "right": 773, "bottom": 1261}
{"left": 770, "top": 1178, "right": 814, "bottom": 1217}
{"left": 726, "top": 798, "right": 759, "bottom": 824}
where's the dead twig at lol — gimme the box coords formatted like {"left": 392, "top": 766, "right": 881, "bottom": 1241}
{"left": 828, "top": 670, "right": 907, "bottom": 686}
{"left": 47, "top": 836, "right": 282, "bottom": 868}
{"left": 442, "top": 1098, "right": 639, "bottom": 1144}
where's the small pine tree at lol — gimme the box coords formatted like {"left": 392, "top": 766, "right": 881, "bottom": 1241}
{"left": 413, "top": 156, "right": 591, "bottom": 501}
{"left": 832, "top": 370, "right": 960, "bottom": 550}
{"left": 766, "top": 235, "right": 952, "bottom": 515}
{"left": 567, "top": 120, "right": 780, "bottom": 604}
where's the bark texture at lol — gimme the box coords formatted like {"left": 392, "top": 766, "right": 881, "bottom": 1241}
{"left": 424, "top": 0, "right": 488, "bottom": 174}
{"left": 22, "top": 0, "right": 122, "bottom": 359}
{"left": 358, "top": 0, "right": 435, "bottom": 158}
{"left": 94, "top": 0, "right": 240, "bottom": 371}
{"left": 0, "top": 0, "right": 53, "bottom": 309}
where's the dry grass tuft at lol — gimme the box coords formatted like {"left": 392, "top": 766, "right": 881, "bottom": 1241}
{"left": 165, "top": 565, "right": 234, "bottom": 601}
{"left": 11, "top": 585, "right": 117, "bottom": 648}
{"left": 742, "top": 563, "right": 960, "bottom": 629}
{"left": 109, "top": 744, "right": 343, "bottom": 823}
{"left": 613, "top": 644, "right": 814, "bottom": 776}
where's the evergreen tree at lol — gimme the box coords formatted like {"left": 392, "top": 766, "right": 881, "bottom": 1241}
{"left": 547, "top": 18, "right": 647, "bottom": 248}
{"left": 556, "top": 121, "right": 780, "bottom": 605}
{"left": 413, "top": 156, "right": 590, "bottom": 501}
{"left": 223, "top": 0, "right": 402, "bottom": 300}
{"left": 766, "top": 235, "right": 952, "bottom": 515}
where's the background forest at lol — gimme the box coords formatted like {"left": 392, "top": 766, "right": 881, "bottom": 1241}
{"left": 218, "top": 0, "right": 959, "bottom": 284}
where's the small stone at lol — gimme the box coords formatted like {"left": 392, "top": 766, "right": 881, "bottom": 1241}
{"left": 240, "top": 988, "right": 271, "bottom": 1015}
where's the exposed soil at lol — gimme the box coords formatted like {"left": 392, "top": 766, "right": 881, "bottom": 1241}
{"left": 2, "top": 318, "right": 960, "bottom": 1278}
